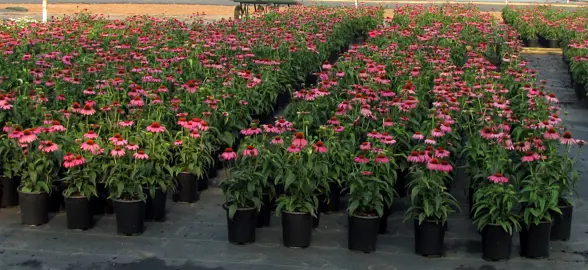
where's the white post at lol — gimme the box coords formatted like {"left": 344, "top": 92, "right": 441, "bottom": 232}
{"left": 42, "top": 0, "right": 48, "bottom": 23}
{"left": 355, "top": 0, "right": 358, "bottom": 8}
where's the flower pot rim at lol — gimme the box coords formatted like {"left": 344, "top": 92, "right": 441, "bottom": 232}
{"left": 113, "top": 197, "right": 145, "bottom": 203}
{"left": 350, "top": 214, "right": 379, "bottom": 219}
{"left": 17, "top": 185, "right": 47, "bottom": 195}
{"left": 282, "top": 210, "right": 311, "bottom": 215}
{"left": 62, "top": 190, "right": 91, "bottom": 199}
{"left": 222, "top": 203, "right": 256, "bottom": 211}
{"left": 413, "top": 217, "right": 443, "bottom": 223}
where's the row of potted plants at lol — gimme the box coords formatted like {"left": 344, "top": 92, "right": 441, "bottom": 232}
{"left": 0, "top": 6, "right": 380, "bottom": 234}
{"left": 502, "top": 5, "right": 588, "bottom": 104}
{"left": 221, "top": 4, "right": 583, "bottom": 261}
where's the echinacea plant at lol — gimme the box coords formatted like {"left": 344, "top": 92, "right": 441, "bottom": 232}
{"left": 472, "top": 175, "right": 521, "bottom": 235}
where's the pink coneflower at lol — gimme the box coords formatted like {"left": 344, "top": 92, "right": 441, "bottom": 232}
{"left": 431, "top": 128, "right": 444, "bottom": 138}
{"left": 327, "top": 117, "right": 340, "bottom": 125}
{"left": 63, "top": 153, "right": 76, "bottom": 168}
{"left": 292, "top": 132, "right": 307, "bottom": 148}
{"left": 129, "top": 96, "right": 144, "bottom": 107}
{"left": 412, "top": 132, "right": 424, "bottom": 140}
{"left": 110, "top": 146, "right": 125, "bottom": 157}
{"left": 313, "top": 141, "right": 328, "bottom": 153}
{"left": 408, "top": 151, "right": 421, "bottom": 163}
{"left": 81, "top": 139, "right": 100, "bottom": 152}
{"left": 334, "top": 125, "right": 345, "bottom": 133}
{"left": 109, "top": 134, "right": 127, "bottom": 145}
{"left": 287, "top": 145, "right": 300, "bottom": 153}
{"left": 424, "top": 138, "right": 436, "bottom": 145}
{"left": 9, "top": 126, "right": 23, "bottom": 139}
{"left": 261, "top": 124, "right": 280, "bottom": 134}
{"left": 38, "top": 141, "right": 59, "bottom": 153}
{"left": 427, "top": 158, "right": 441, "bottom": 171}
{"left": 275, "top": 119, "right": 293, "bottom": 128}
{"left": 488, "top": 173, "right": 509, "bottom": 184}
{"left": 19, "top": 129, "right": 37, "bottom": 144}
{"left": 361, "top": 171, "right": 373, "bottom": 176}
{"left": 126, "top": 143, "right": 139, "bottom": 151}
{"left": 220, "top": 148, "right": 237, "bottom": 161}
{"left": 74, "top": 155, "right": 85, "bottom": 166}
{"left": 374, "top": 154, "right": 389, "bottom": 164}
{"left": 367, "top": 130, "right": 381, "bottom": 139}
{"left": 50, "top": 120, "right": 66, "bottom": 133}
{"left": 190, "top": 130, "right": 201, "bottom": 139}
{"left": 146, "top": 122, "right": 166, "bottom": 133}
{"left": 435, "top": 147, "right": 450, "bottom": 158}
{"left": 354, "top": 155, "right": 370, "bottom": 163}
{"left": 543, "top": 128, "right": 559, "bottom": 140}
{"left": 119, "top": 120, "right": 134, "bottom": 127}
{"left": 440, "top": 122, "right": 452, "bottom": 133}
{"left": 271, "top": 136, "right": 284, "bottom": 145}
{"left": 380, "top": 133, "right": 397, "bottom": 145}
{"left": 241, "top": 127, "right": 262, "bottom": 136}
{"left": 521, "top": 152, "right": 539, "bottom": 162}
{"left": 242, "top": 145, "right": 259, "bottom": 157}
{"left": 134, "top": 150, "right": 149, "bottom": 160}
{"left": 560, "top": 131, "right": 576, "bottom": 145}
{"left": 84, "top": 130, "right": 98, "bottom": 139}
{"left": 79, "top": 104, "right": 96, "bottom": 116}
{"left": 383, "top": 117, "right": 394, "bottom": 127}
{"left": 515, "top": 141, "right": 531, "bottom": 152}
{"left": 360, "top": 142, "right": 371, "bottom": 151}
{"left": 439, "top": 161, "right": 453, "bottom": 172}
{"left": 174, "top": 140, "right": 183, "bottom": 146}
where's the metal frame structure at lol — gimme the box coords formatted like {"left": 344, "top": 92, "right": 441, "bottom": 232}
{"left": 232, "top": 0, "right": 300, "bottom": 20}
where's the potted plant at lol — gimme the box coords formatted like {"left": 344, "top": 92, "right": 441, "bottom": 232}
{"left": 17, "top": 135, "right": 60, "bottom": 226}
{"left": 404, "top": 159, "right": 460, "bottom": 257}
{"left": 518, "top": 172, "right": 560, "bottom": 259}
{"left": 105, "top": 145, "right": 147, "bottom": 235}
{"left": 0, "top": 132, "right": 21, "bottom": 207}
{"left": 173, "top": 124, "right": 213, "bottom": 203}
{"left": 472, "top": 173, "right": 520, "bottom": 261}
{"left": 345, "top": 159, "right": 394, "bottom": 253}
{"left": 220, "top": 145, "right": 263, "bottom": 245}
{"left": 62, "top": 151, "right": 100, "bottom": 230}
{"left": 274, "top": 133, "right": 329, "bottom": 248}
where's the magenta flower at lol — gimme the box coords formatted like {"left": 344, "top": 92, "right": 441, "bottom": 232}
{"left": 412, "top": 132, "right": 424, "bottom": 140}
{"left": 374, "top": 154, "right": 389, "bottom": 164}
{"left": 521, "top": 152, "right": 540, "bottom": 162}
{"left": 220, "top": 148, "right": 237, "bottom": 161}
{"left": 543, "top": 128, "right": 559, "bottom": 140}
{"left": 174, "top": 140, "right": 183, "bottom": 146}
{"left": 312, "top": 141, "right": 328, "bottom": 153}
{"left": 79, "top": 104, "right": 96, "bottom": 116}
{"left": 560, "top": 131, "right": 575, "bottom": 145}
{"left": 84, "top": 130, "right": 98, "bottom": 139}
{"left": 292, "top": 132, "right": 307, "bottom": 148}
{"left": 134, "top": 150, "right": 149, "bottom": 160}
{"left": 431, "top": 128, "right": 444, "bottom": 138}
{"left": 488, "top": 173, "right": 509, "bottom": 184}
{"left": 126, "top": 143, "right": 140, "bottom": 151}
{"left": 242, "top": 145, "right": 259, "bottom": 157}
{"left": 360, "top": 142, "right": 371, "bottom": 151}
{"left": 38, "top": 141, "right": 59, "bottom": 153}
{"left": 119, "top": 120, "right": 134, "bottom": 127}
{"left": 241, "top": 127, "right": 262, "bottom": 136}
{"left": 271, "top": 136, "right": 284, "bottom": 145}
{"left": 407, "top": 151, "right": 421, "bottom": 163}
{"left": 146, "top": 122, "right": 166, "bottom": 133}
{"left": 424, "top": 138, "right": 437, "bottom": 145}
{"left": 81, "top": 140, "right": 100, "bottom": 153}
{"left": 354, "top": 155, "right": 369, "bottom": 163}
{"left": 110, "top": 146, "right": 125, "bottom": 157}
{"left": 287, "top": 145, "right": 300, "bottom": 153}
{"left": 190, "top": 130, "right": 201, "bottom": 139}
{"left": 18, "top": 129, "right": 37, "bottom": 144}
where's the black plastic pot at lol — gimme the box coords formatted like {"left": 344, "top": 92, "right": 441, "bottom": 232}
{"left": 114, "top": 198, "right": 145, "bottom": 235}
{"left": 414, "top": 219, "right": 445, "bottom": 257}
{"left": 276, "top": 89, "right": 291, "bottom": 109}
{"left": 282, "top": 211, "right": 312, "bottom": 248}
{"left": 313, "top": 211, "right": 320, "bottom": 229}
{"left": 574, "top": 82, "right": 586, "bottom": 101}
{"left": 64, "top": 194, "right": 93, "bottom": 230}
{"left": 523, "top": 38, "right": 540, "bottom": 48}
{"left": 175, "top": 172, "right": 198, "bottom": 203}
{"left": 18, "top": 186, "right": 48, "bottom": 226}
{"left": 47, "top": 183, "right": 64, "bottom": 213}
{"left": 349, "top": 215, "right": 380, "bottom": 253}
{"left": 145, "top": 188, "right": 167, "bottom": 221}
{"left": 378, "top": 205, "right": 392, "bottom": 234}
{"left": 327, "top": 182, "right": 341, "bottom": 212}
{"left": 197, "top": 175, "right": 209, "bottom": 191}
{"left": 546, "top": 39, "right": 559, "bottom": 48}
{"left": 92, "top": 183, "right": 107, "bottom": 215}
{"left": 551, "top": 204, "right": 573, "bottom": 241}
{"left": 520, "top": 221, "right": 551, "bottom": 258}
{"left": 225, "top": 205, "right": 257, "bottom": 245}
{"left": 482, "top": 224, "right": 512, "bottom": 261}
{"left": 395, "top": 169, "right": 408, "bottom": 197}
{"left": 257, "top": 193, "right": 272, "bottom": 228}
{"left": 207, "top": 164, "right": 218, "bottom": 180}
{"left": 0, "top": 176, "right": 20, "bottom": 207}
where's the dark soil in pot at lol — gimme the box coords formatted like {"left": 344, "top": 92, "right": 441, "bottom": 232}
{"left": 174, "top": 172, "right": 199, "bottom": 203}
{"left": 520, "top": 221, "right": 551, "bottom": 258}
{"left": 145, "top": 187, "right": 167, "bottom": 221}
{"left": 349, "top": 214, "right": 380, "bottom": 253}
{"left": 551, "top": 204, "right": 573, "bottom": 241}
{"left": 114, "top": 198, "right": 145, "bottom": 235}
{"left": 482, "top": 224, "right": 512, "bottom": 261}
{"left": 18, "top": 186, "right": 48, "bottom": 226}
{"left": 257, "top": 193, "right": 272, "bottom": 228}
{"left": 64, "top": 194, "right": 93, "bottom": 230}
{"left": 0, "top": 176, "right": 20, "bottom": 207}
{"left": 414, "top": 219, "right": 445, "bottom": 257}
{"left": 224, "top": 205, "right": 257, "bottom": 245}
{"left": 282, "top": 211, "right": 312, "bottom": 248}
